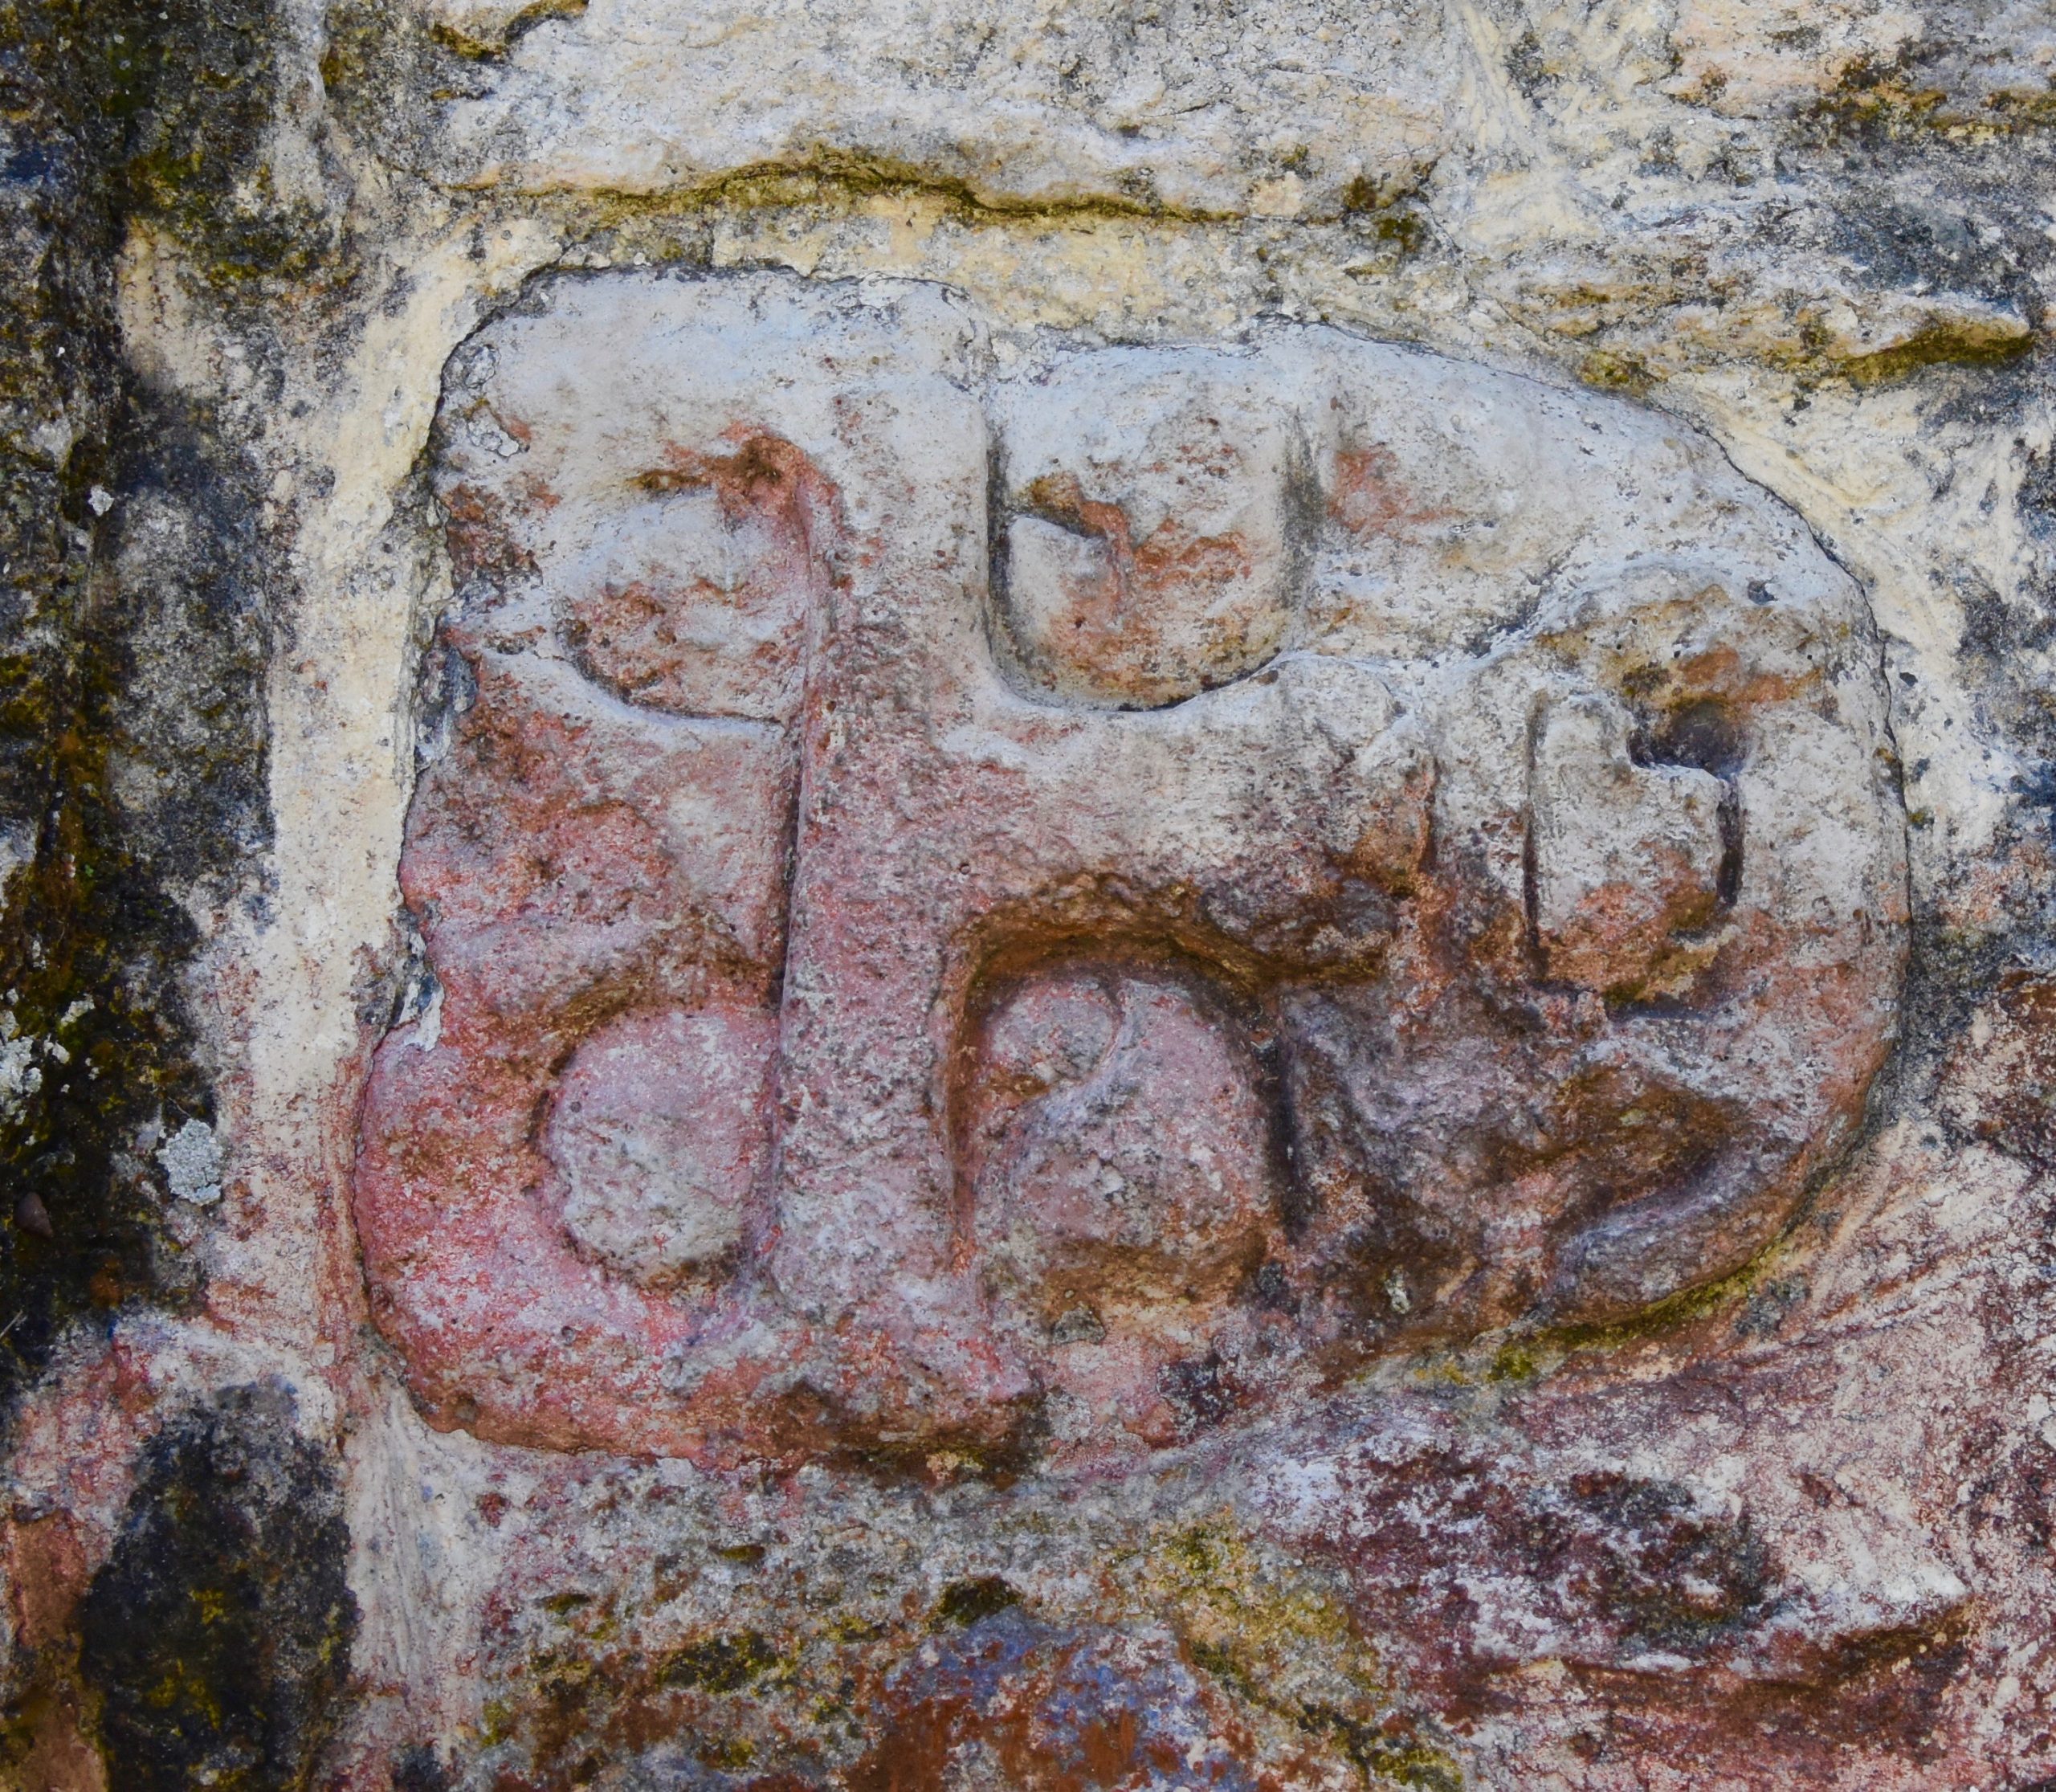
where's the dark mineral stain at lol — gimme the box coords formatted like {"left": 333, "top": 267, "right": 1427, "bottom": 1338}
{"left": 1567, "top": 1472, "right": 1777, "bottom": 1654}
{"left": 0, "top": 0, "right": 278, "bottom": 1427}
{"left": 102, "top": 0, "right": 334, "bottom": 286}
{"left": 77, "top": 1383, "right": 357, "bottom": 1792}
{"left": 0, "top": 383, "right": 272, "bottom": 1418}
{"left": 932, "top": 1575, "right": 1022, "bottom": 1628}
{"left": 659, "top": 1629, "right": 780, "bottom": 1693}
{"left": 1503, "top": 28, "right": 1556, "bottom": 100}
{"left": 1159, "top": 1350, "right": 1236, "bottom": 1431}
{"left": 392, "top": 1741, "right": 454, "bottom": 1790}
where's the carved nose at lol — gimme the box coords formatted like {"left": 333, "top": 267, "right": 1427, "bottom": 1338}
{"left": 767, "top": 654, "right": 1433, "bottom": 1316}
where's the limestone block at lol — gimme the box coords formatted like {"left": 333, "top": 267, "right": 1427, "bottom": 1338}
{"left": 353, "top": 270, "right": 1906, "bottom": 1467}
{"left": 14, "top": 0, "right": 2056, "bottom": 1782}
{"left": 399, "top": 0, "right": 1448, "bottom": 216}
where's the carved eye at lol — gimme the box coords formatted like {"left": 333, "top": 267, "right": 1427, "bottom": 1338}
{"left": 544, "top": 1002, "right": 777, "bottom": 1288}
{"left": 1527, "top": 692, "right": 1734, "bottom": 999}
{"left": 997, "top": 356, "right": 1309, "bottom": 708}
{"left": 559, "top": 437, "right": 818, "bottom": 724}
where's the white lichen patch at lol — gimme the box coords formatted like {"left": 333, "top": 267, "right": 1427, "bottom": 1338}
{"left": 157, "top": 1118, "right": 224, "bottom": 1206}
{"left": 0, "top": 1010, "right": 43, "bottom": 1125}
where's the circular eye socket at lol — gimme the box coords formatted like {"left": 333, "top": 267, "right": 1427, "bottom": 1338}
{"left": 545, "top": 1002, "right": 777, "bottom": 1288}
{"left": 998, "top": 359, "right": 1305, "bottom": 709}
{"left": 556, "top": 439, "right": 818, "bottom": 724}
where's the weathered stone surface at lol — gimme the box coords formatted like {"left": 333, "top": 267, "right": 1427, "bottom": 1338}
{"left": 78, "top": 1384, "right": 357, "bottom": 1792}
{"left": 997, "top": 350, "right": 1310, "bottom": 708}
{"left": 353, "top": 270, "right": 1903, "bottom": 1478}
{"left": 381, "top": 0, "right": 1449, "bottom": 214}
{"left": 7, "top": 0, "right": 2056, "bottom": 1785}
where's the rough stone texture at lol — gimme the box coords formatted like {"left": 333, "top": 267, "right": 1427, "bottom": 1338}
{"left": 354, "top": 275, "right": 1905, "bottom": 1477}
{"left": 78, "top": 1382, "right": 357, "bottom": 1792}
{"left": 4, "top": 0, "right": 2056, "bottom": 1787}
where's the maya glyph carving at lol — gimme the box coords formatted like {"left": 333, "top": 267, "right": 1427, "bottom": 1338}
{"left": 355, "top": 272, "right": 1906, "bottom": 1465}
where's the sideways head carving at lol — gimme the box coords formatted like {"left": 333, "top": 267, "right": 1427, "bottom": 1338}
{"left": 354, "top": 273, "right": 1907, "bottom": 1468}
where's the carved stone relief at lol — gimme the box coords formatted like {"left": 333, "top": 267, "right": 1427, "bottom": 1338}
{"left": 354, "top": 271, "right": 1907, "bottom": 1469}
